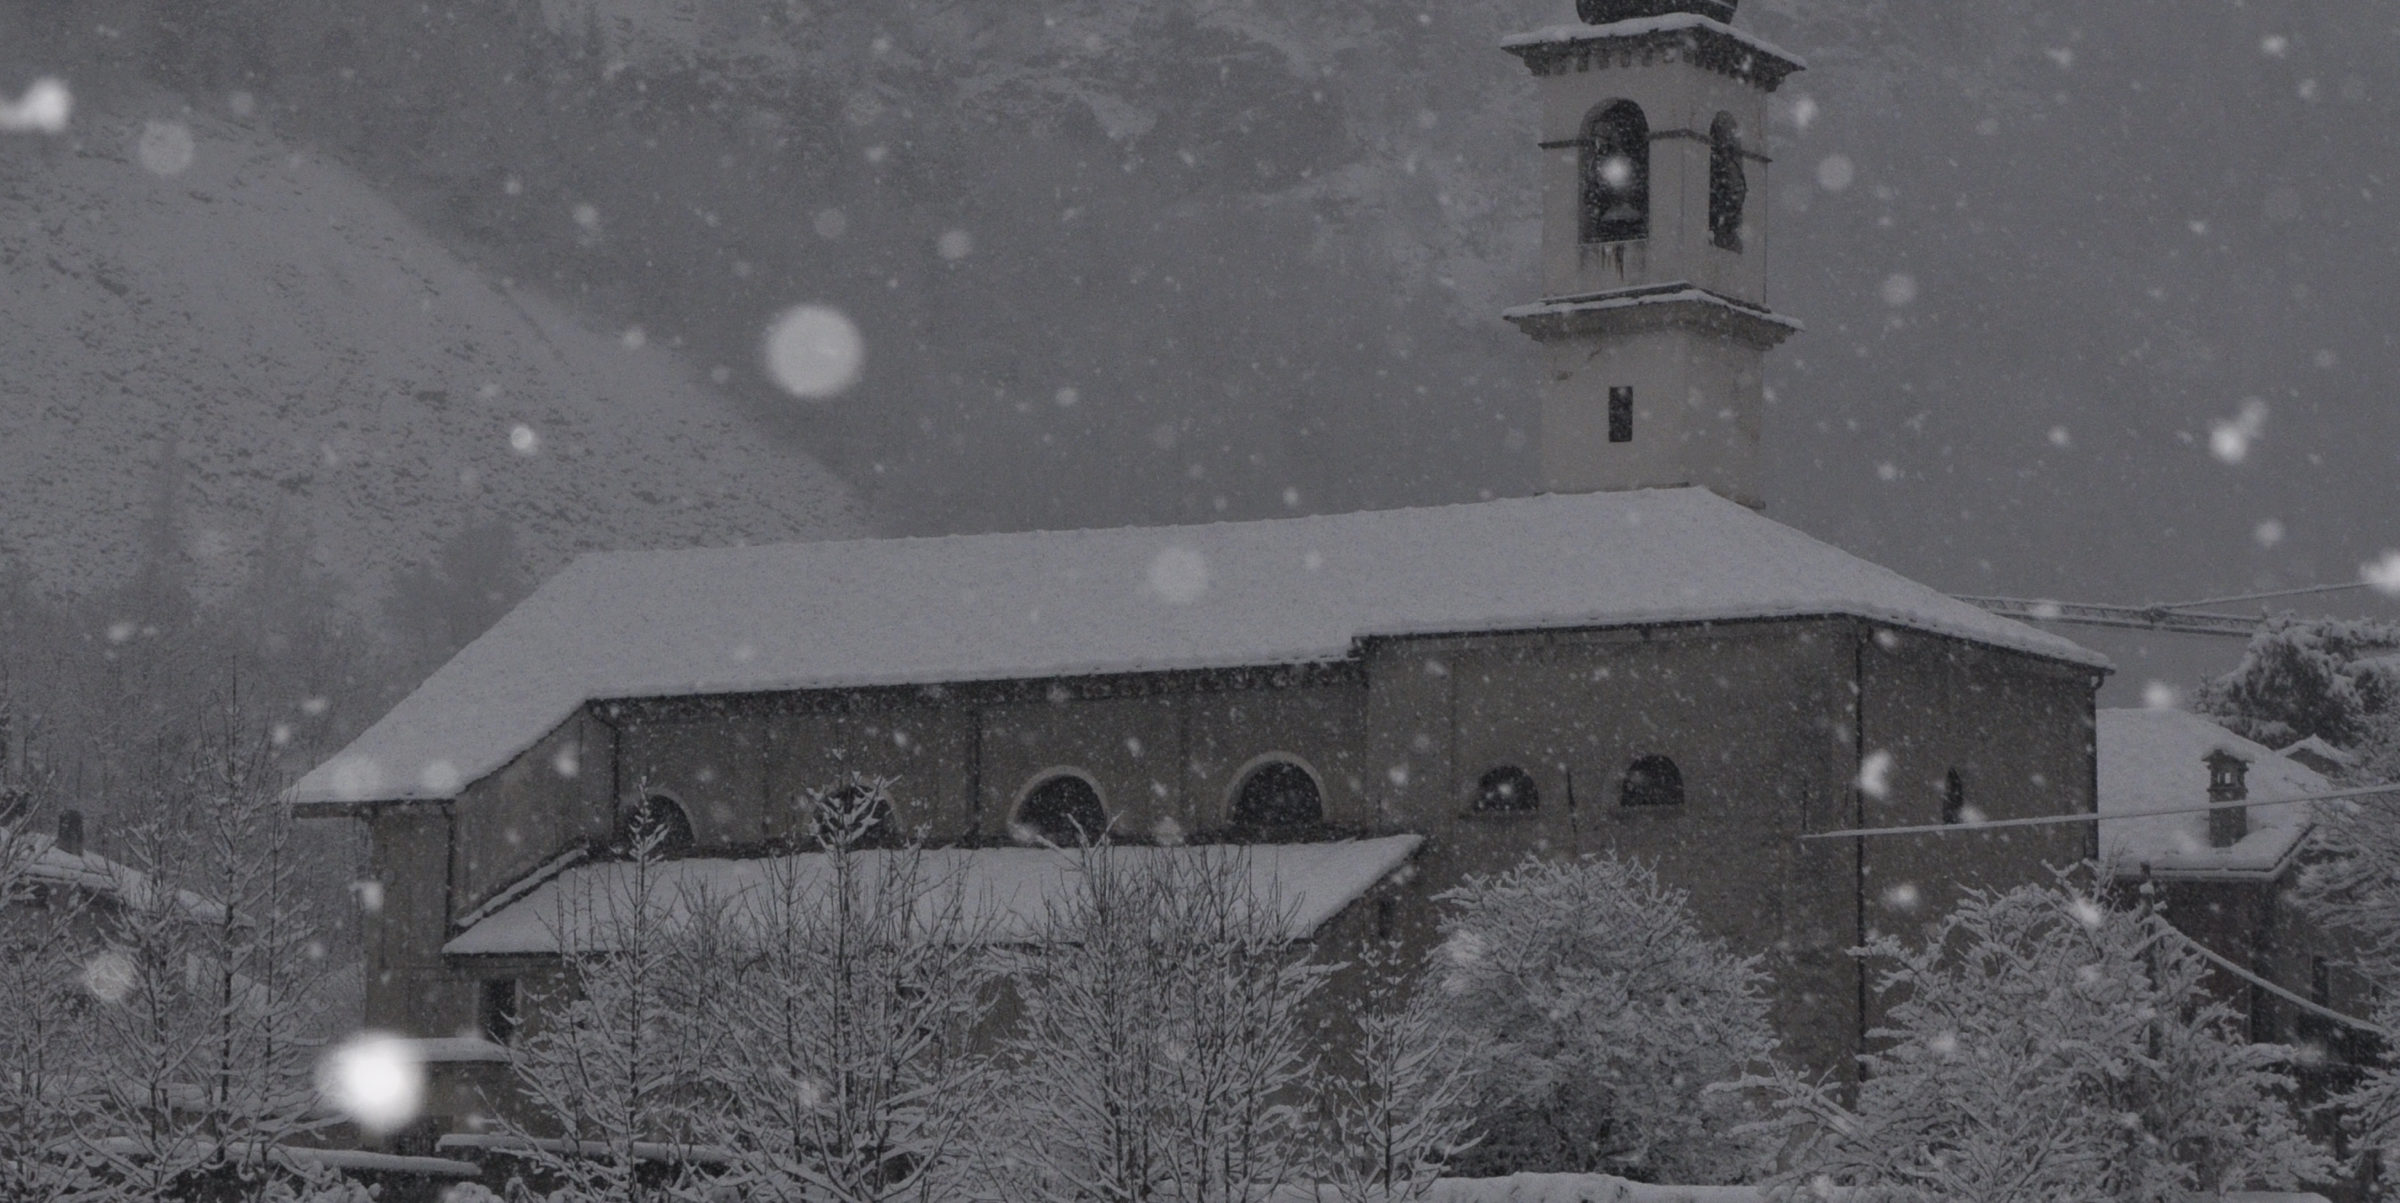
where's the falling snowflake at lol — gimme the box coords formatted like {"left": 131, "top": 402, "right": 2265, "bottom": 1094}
{"left": 2362, "top": 551, "right": 2400, "bottom": 597}
{"left": 1815, "top": 154, "right": 1855, "bottom": 192}
{"left": 316, "top": 1033, "right": 426, "bottom": 1136}
{"left": 137, "top": 120, "right": 196, "bottom": 175}
{"left": 0, "top": 77, "right": 71, "bottom": 133}
{"left": 82, "top": 951, "right": 137, "bottom": 1004}
{"left": 1145, "top": 545, "right": 1208, "bottom": 605}
{"left": 763, "top": 305, "right": 866, "bottom": 400}
{"left": 2208, "top": 398, "right": 2269, "bottom": 464}
{"left": 418, "top": 760, "right": 462, "bottom": 795}
{"left": 1857, "top": 750, "right": 1894, "bottom": 799}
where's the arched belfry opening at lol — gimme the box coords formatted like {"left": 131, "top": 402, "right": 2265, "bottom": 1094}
{"left": 1580, "top": 101, "right": 1650, "bottom": 244}
{"left": 1709, "top": 113, "right": 1747, "bottom": 251}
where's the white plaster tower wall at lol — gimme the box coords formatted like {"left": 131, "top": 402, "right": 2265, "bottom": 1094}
{"left": 1503, "top": 1, "right": 1804, "bottom": 508}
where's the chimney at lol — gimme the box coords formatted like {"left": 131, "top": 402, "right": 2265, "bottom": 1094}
{"left": 2205, "top": 750, "right": 2248, "bottom": 848}
{"left": 55, "top": 808, "right": 84, "bottom": 857}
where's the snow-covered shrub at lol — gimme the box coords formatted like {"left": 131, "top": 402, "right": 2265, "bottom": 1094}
{"left": 983, "top": 843, "right": 1333, "bottom": 1203}
{"left": 2192, "top": 614, "right": 2400, "bottom": 748}
{"left": 1426, "top": 853, "right": 1775, "bottom": 1184}
{"left": 1750, "top": 884, "right": 2330, "bottom": 1203}
{"left": 685, "top": 776, "right": 998, "bottom": 1203}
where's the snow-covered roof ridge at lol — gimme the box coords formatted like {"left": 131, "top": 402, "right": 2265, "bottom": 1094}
{"left": 443, "top": 836, "right": 1424, "bottom": 957}
{"left": 2096, "top": 709, "right": 2329, "bottom": 881}
{"left": 293, "top": 488, "right": 2104, "bottom": 808}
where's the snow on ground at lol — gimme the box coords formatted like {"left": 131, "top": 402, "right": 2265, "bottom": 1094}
{"left": 296, "top": 486, "right": 2103, "bottom": 805}
{"left": 0, "top": 88, "right": 861, "bottom": 605}
{"left": 443, "top": 836, "right": 1422, "bottom": 955}
{"left": 1343, "top": 1177, "right": 2327, "bottom": 1203}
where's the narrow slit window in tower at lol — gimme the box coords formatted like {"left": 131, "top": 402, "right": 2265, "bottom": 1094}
{"left": 1609, "top": 387, "right": 1634, "bottom": 443}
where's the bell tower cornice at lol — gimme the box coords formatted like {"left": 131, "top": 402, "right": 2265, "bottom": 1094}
{"left": 1502, "top": 15, "right": 1805, "bottom": 91}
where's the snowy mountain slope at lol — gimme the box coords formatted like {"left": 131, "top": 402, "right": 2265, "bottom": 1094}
{"left": 0, "top": 97, "right": 863, "bottom": 605}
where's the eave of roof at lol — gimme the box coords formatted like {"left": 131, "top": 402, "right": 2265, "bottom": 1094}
{"left": 443, "top": 837, "right": 1424, "bottom": 957}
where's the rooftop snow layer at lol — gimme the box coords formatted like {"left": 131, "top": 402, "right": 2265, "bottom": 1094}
{"left": 2, "top": 826, "right": 229, "bottom": 923}
{"left": 294, "top": 488, "right": 2104, "bottom": 806}
{"left": 2097, "top": 709, "right": 2327, "bottom": 880}
{"left": 442, "top": 836, "right": 1423, "bottom": 956}
{"left": 1501, "top": 14, "right": 1806, "bottom": 72}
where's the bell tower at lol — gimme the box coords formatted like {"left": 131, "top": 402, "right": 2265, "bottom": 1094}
{"left": 1502, "top": 0, "right": 1803, "bottom": 508}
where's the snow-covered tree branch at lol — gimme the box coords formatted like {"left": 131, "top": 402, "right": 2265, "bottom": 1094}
{"left": 982, "top": 841, "right": 1333, "bottom": 1203}
{"left": 689, "top": 774, "right": 999, "bottom": 1203}
{"left": 1427, "top": 852, "right": 1776, "bottom": 1184}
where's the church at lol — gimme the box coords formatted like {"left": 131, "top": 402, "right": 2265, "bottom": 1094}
{"left": 295, "top": 0, "right": 2108, "bottom": 1138}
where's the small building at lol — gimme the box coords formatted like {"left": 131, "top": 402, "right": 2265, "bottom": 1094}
{"left": 295, "top": 0, "right": 2110, "bottom": 1143}
{"left": 2096, "top": 708, "right": 2374, "bottom": 1066}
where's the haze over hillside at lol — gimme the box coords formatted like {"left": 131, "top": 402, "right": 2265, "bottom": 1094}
{"left": 0, "top": 91, "right": 863, "bottom": 613}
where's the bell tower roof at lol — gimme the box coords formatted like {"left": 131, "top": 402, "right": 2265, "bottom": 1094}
{"left": 1579, "top": 0, "right": 1736, "bottom": 23}
{"left": 1501, "top": 12, "right": 1804, "bottom": 90}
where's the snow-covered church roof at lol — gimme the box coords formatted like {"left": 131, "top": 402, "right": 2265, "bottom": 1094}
{"left": 444, "top": 836, "right": 1423, "bottom": 956}
{"left": 294, "top": 487, "right": 2104, "bottom": 808}
{"left": 2097, "top": 708, "right": 2328, "bottom": 881}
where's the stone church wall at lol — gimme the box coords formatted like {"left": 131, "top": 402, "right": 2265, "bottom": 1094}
{"left": 363, "top": 617, "right": 2099, "bottom": 1085}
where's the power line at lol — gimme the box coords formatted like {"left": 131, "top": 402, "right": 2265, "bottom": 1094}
{"left": 2170, "top": 928, "right": 2392, "bottom": 1040}
{"left": 1799, "top": 779, "right": 2400, "bottom": 843}
{"left": 1958, "top": 579, "right": 2385, "bottom": 638}
{"left": 1955, "top": 596, "right": 2258, "bottom": 638}
{"left": 2158, "top": 581, "right": 2375, "bottom": 611}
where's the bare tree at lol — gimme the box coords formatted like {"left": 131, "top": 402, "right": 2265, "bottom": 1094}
{"left": 494, "top": 795, "right": 717, "bottom": 1203}
{"left": 984, "top": 843, "right": 1332, "bottom": 1203}
{"left": 72, "top": 684, "right": 336, "bottom": 1202}
{"left": 690, "top": 775, "right": 998, "bottom": 1203}
{"left": 1309, "top": 944, "right": 1478, "bottom": 1203}
{"left": 0, "top": 692, "right": 97, "bottom": 1200}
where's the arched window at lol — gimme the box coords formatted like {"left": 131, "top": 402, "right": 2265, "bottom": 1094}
{"left": 1231, "top": 760, "right": 1323, "bottom": 831}
{"left": 1942, "top": 769, "right": 1967, "bottom": 825}
{"left": 1708, "top": 113, "right": 1747, "bottom": 251}
{"left": 1474, "top": 766, "right": 1540, "bottom": 813}
{"left": 1619, "top": 756, "right": 1684, "bottom": 808}
{"left": 1017, "top": 773, "right": 1107, "bottom": 846}
{"left": 1581, "top": 101, "right": 1650, "bottom": 243}
{"left": 616, "top": 794, "right": 694, "bottom": 856}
